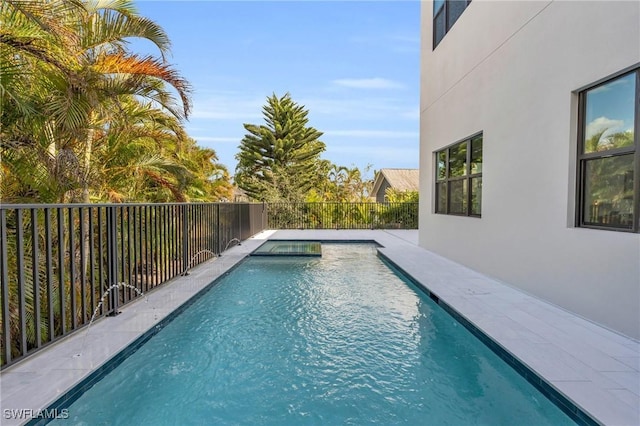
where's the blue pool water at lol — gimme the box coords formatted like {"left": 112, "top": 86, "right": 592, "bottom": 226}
{"left": 56, "top": 244, "right": 575, "bottom": 425}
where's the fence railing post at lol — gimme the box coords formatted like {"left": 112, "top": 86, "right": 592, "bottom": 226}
{"left": 15, "top": 210, "right": 27, "bottom": 356}
{"left": 181, "top": 204, "right": 189, "bottom": 275}
{"left": 216, "top": 204, "right": 221, "bottom": 255}
{"left": 0, "top": 209, "right": 10, "bottom": 365}
{"left": 106, "top": 206, "right": 120, "bottom": 316}
{"left": 238, "top": 204, "right": 243, "bottom": 240}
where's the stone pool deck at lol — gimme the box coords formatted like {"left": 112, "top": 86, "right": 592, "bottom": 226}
{"left": 0, "top": 230, "right": 638, "bottom": 425}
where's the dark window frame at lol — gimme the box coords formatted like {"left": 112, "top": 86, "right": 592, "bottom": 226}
{"left": 576, "top": 67, "right": 640, "bottom": 233}
{"left": 435, "top": 132, "right": 483, "bottom": 217}
{"left": 433, "top": 0, "right": 472, "bottom": 49}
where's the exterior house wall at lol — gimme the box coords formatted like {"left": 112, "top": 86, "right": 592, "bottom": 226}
{"left": 376, "top": 180, "right": 391, "bottom": 203}
{"left": 419, "top": 1, "right": 640, "bottom": 338}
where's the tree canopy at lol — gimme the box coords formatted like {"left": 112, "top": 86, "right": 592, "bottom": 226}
{"left": 235, "top": 93, "right": 326, "bottom": 202}
{"left": 0, "top": 0, "right": 231, "bottom": 203}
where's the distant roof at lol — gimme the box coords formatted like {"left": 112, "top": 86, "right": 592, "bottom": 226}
{"left": 233, "top": 186, "right": 248, "bottom": 196}
{"left": 231, "top": 186, "right": 250, "bottom": 202}
{"left": 371, "top": 168, "right": 419, "bottom": 196}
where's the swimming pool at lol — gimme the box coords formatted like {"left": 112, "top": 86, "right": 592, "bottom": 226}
{"left": 52, "top": 244, "right": 575, "bottom": 425}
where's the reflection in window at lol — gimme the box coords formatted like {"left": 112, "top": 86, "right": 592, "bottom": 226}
{"left": 578, "top": 68, "right": 638, "bottom": 232}
{"left": 583, "top": 156, "right": 634, "bottom": 228}
{"left": 449, "top": 180, "right": 467, "bottom": 214}
{"left": 436, "top": 182, "right": 447, "bottom": 213}
{"left": 435, "top": 133, "right": 482, "bottom": 217}
{"left": 433, "top": 0, "right": 472, "bottom": 48}
{"left": 584, "top": 73, "right": 635, "bottom": 153}
{"left": 437, "top": 151, "right": 447, "bottom": 181}
{"left": 471, "top": 136, "right": 483, "bottom": 174}
{"left": 448, "top": 143, "right": 467, "bottom": 177}
{"left": 471, "top": 177, "right": 482, "bottom": 216}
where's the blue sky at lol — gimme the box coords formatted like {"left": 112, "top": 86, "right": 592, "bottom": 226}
{"left": 585, "top": 72, "right": 636, "bottom": 141}
{"left": 134, "top": 1, "right": 421, "bottom": 179}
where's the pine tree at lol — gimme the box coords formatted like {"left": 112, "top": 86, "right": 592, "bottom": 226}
{"left": 235, "top": 93, "right": 325, "bottom": 201}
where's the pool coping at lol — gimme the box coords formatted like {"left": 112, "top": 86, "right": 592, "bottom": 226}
{"left": 0, "top": 230, "right": 638, "bottom": 425}
{"left": 379, "top": 253, "right": 595, "bottom": 425}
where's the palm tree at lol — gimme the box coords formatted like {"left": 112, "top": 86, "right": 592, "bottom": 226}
{"left": 90, "top": 99, "right": 232, "bottom": 202}
{"left": 1, "top": 0, "right": 84, "bottom": 202}
{"left": 1, "top": 0, "right": 200, "bottom": 204}
{"left": 55, "top": 0, "right": 191, "bottom": 203}
{"left": 0, "top": 0, "right": 232, "bottom": 364}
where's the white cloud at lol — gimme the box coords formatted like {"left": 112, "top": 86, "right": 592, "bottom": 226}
{"left": 348, "top": 32, "right": 420, "bottom": 55}
{"left": 586, "top": 116, "right": 625, "bottom": 140}
{"left": 388, "top": 34, "right": 420, "bottom": 44}
{"left": 301, "top": 97, "right": 417, "bottom": 121}
{"left": 332, "top": 78, "right": 405, "bottom": 90}
{"left": 323, "top": 130, "right": 418, "bottom": 139}
{"left": 399, "top": 108, "right": 420, "bottom": 120}
{"left": 326, "top": 145, "right": 419, "bottom": 168}
{"left": 190, "top": 90, "right": 417, "bottom": 125}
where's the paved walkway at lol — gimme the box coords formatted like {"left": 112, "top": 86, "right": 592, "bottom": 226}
{"left": 0, "top": 230, "right": 638, "bottom": 425}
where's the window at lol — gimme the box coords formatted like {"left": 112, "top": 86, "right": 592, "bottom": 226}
{"left": 433, "top": 0, "right": 472, "bottom": 48}
{"left": 435, "top": 133, "right": 482, "bottom": 216}
{"left": 577, "top": 68, "right": 639, "bottom": 232}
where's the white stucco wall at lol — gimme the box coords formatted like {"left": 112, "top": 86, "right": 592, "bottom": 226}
{"left": 419, "top": 0, "right": 640, "bottom": 339}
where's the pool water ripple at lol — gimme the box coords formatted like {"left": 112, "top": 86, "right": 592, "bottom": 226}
{"left": 55, "top": 244, "right": 576, "bottom": 425}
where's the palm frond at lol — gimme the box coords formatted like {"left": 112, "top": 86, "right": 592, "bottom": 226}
{"left": 95, "top": 53, "right": 191, "bottom": 117}
{"left": 81, "top": 7, "right": 170, "bottom": 59}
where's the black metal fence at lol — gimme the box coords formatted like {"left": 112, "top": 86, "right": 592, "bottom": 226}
{"left": 0, "top": 201, "right": 417, "bottom": 368}
{"left": 0, "top": 202, "right": 267, "bottom": 368}
{"left": 267, "top": 202, "right": 418, "bottom": 230}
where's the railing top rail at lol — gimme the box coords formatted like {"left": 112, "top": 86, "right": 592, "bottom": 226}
{"left": 266, "top": 202, "right": 418, "bottom": 205}
{"left": 0, "top": 202, "right": 266, "bottom": 210}
{"left": 0, "top": 201, "right": 417, "bottom": 209}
